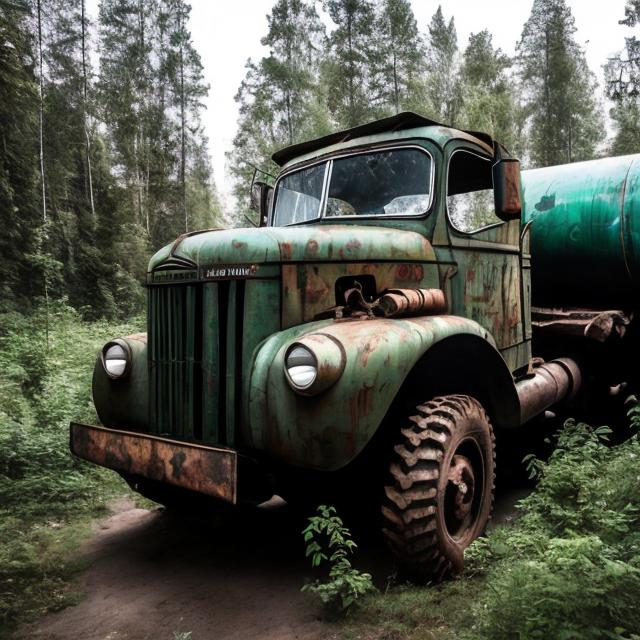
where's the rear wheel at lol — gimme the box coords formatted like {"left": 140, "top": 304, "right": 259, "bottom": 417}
{"left": 382, "top": 395, "right": 495, "bottom": 582}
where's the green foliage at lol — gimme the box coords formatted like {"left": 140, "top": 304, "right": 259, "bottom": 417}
{"left": 343, "top": 419, "right": 640, "bottom": 639}
{"left": 423, "top": 6, "right": 462, "bottom": 125}
{"left": 606, "top": 1, "right": 640, "bottom": 156}
{"left": 609, "top": 99, "right": 640, "bottom": 156}
{"left": 606, "top": 0, "right": 640, "bottom": 100}
{"left": 0, "top": 0, "right": 41, "bottom": 304}
{"left": 323, "top": 0, "right": 378, "bottom": 129}
{"left": 0, "top": 302, "right": 142, "bottom": 632}
{"left": 626, "top": 394, "right": 640, "bottom": 432}
{"left": 517, "top": 0, "right": 604, "bottom": 166}
{"left": 371, "top": 0, "right": 425, "bottom": 115}
{"left": 301, "top": 505, "right": 376, "bottom": 615}
{"left": 465, "top": 419, "right": 640, "bottom": 639}
{"left": 458, "top": 30, "right": 518, "bottom": 153}
{"left": 228, "top": 0, "right": 330, "bottom": 220}
{"left": 1, "top": 0, "right": 220, "bottom": 318}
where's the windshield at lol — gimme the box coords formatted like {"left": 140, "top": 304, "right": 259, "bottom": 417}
{"left": 272, "top": 147, "right": 432, "bottom": 226}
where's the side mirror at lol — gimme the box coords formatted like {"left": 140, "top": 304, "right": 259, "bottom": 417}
{"left": 250, "top": 180, "right": 273, "bottom": 227}
{"left": 493, "top": 158, "right": 521, "bottom": 221}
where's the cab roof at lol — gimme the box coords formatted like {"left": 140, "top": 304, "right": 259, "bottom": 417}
{"left": 271, "top": 111, "right": 497, "bottom": 167}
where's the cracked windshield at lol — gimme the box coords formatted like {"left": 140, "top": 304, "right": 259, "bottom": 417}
{"left": 273, "top": 148, "right": 431, "bottom": 225}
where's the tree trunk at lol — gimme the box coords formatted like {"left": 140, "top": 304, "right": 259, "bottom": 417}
{"left": 81, "top": 0, "right": 96, "bottom": 218}
{"left": 393, "top": 50, "right": 399, "bottom": 113}
{"left": 179, "top": 7, "right": 187, "bottom": 233}
{"left": 36, "top": 0, "right": 49, "bottom": 347}
{"left": 347, "top": 11, "right": 355, "bottom": 126}
{"left": 37, "top": 0, "right": 46, "bottom": 224}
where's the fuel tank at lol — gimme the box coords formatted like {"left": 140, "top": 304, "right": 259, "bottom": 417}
{"left": 522, "top": 154, "right": 640, "bottom": 308}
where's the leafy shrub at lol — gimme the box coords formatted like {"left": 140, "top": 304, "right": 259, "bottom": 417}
{"left": 301, "top": 505, "right": 376, "bottom": 615}
{"left": 344, "top": 419, "right": 640, "bottom": 640}
{"left": 0, "top": 301, "right": 142, "bottom": 514}
{"left": 0, "top": 301, "right": 143, "bottom": 631}
{"left": 465, "top": 419, "right": 640, "bottom": 640}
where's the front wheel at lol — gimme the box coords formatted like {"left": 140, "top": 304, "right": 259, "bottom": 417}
{"left": 382, "top": 395, "right": 495, "bottom": 582}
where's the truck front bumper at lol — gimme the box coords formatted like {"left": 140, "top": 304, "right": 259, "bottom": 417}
{"left": 70, "top": 423, "right": 237, "bottom": 504}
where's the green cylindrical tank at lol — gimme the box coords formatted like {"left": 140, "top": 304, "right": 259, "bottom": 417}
{"left": 522, "top": 154, "right": 640, "bottom": 308}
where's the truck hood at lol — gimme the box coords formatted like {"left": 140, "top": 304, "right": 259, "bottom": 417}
{"left": 148, "top": 225, "right": 434, "bottom": 272}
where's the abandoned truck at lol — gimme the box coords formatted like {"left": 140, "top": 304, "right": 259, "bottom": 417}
{"left": 70, "top": 111, "right": 639, "bottom": 581}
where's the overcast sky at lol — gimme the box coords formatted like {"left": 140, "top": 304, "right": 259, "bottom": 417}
{"left": 90, "top": 1, "right": 633, "bottom": 208}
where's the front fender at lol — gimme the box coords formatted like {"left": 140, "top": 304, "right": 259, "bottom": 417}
{"left": 246, "top": 315, "right": 497, "bottom": 471}
{"left": 92, "top": 333, "right": 149, "bottom": 430}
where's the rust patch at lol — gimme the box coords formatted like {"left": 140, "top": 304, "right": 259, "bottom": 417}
{"left": 304, "top": 269, "right": 331, "bottom": 303}
{"left": 348, "top": 385, "right": 375, "bottom": 429}
{"left": 395, "top": 264, "right": 424, "bottom": 281}
{"left": 280, "top": 241, "right": 293, "bottom": 261}
{"left": 70, "top": 423, "right": 237, "bottom": 503}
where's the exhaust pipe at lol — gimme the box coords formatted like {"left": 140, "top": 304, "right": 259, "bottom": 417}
{"left": 516, "top": 358, "right": 582, "bottom": 425}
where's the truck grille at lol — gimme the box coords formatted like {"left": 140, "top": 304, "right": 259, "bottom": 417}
{"left": 148, "top": 281, "right": 246, "bottom": 444}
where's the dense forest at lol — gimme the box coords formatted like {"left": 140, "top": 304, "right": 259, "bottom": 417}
{"left": 1, "top": 0, "right": 221, "bottom": 319}
{"left": 1, "top": 0, "right": 639, "bottom": 320}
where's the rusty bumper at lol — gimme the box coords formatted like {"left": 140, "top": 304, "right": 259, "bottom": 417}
{"left": 70, "top": 423, "right": 237, "bottom": 504}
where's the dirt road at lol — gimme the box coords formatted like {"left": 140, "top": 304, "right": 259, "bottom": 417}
{"left": 17, "top": 467, "right": 527, "bottom": 640}
{"left": 18, "top": 497, "right": 391, "bottom": 640}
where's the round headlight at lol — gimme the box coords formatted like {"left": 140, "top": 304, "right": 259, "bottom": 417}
{"left": 102, "top": 342, "right": 130, "bottom": 379}
{"left": 285, "top": 345, "right": 317, "bottom": 390}
{"left": 284, "top": 335, "right": 345, "bottom": 395}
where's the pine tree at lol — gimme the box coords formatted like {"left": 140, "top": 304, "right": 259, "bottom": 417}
{"left": 606, "top": 1, "right": 640, "bottom": 155}
{"left": 161, "top": 0, "right": 217, "bottom": 239}
{"left": 98, "top": 0, "right": 156, "bottom": 236}
{"left": 323, "top": 0, "right": 378, "bottom": 128}
{"left": 423, "top": 6, "right": 461, "bottom": 124}
{"left": 608, "top": 0, "right": 640, "bottom": 98}
{"left": 372, "top": 0, "right": 425, "bottom": 115}
{"left": 459, "top": 30, "right": 518, "bottom": 151}
{"left": 98, "top": 0, "right": 218, "bottom": 248}
{"left": 517, "top": 0, "right": 604, "bottom": 166}
{"left": 0, "top": 0, "right": 41, "bottom": 306}
{"left": 609, "top": 100, "right": 640, "bottom": 155}
{"left": 229, "top": 0, "right": 329, "bottom": 217}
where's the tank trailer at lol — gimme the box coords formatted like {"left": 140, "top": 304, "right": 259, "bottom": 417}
{"left": 71, "top": 112, "right": 640, "bottom": 581}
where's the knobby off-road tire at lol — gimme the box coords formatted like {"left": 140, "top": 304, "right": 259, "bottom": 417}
{"left": 382, "top": 395, "right": 496, "bottom": 582}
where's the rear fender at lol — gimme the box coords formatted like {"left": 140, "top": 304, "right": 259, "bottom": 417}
{"left": 247, "top": 316, "right": 519, "bottom": 471}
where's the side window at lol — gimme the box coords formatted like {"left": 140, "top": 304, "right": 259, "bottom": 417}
{"left": 447, "top": 149, "right": 502, "bottom": 233}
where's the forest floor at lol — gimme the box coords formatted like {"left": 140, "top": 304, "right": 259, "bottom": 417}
{"left": 15, "top": 496, "right": 354, "bottom": 640}
{"left": 14, "top": 486, "right": 528, "bottom": 640}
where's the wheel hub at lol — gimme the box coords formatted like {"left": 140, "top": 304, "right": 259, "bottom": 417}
{"left": 447, "top": 454, "right": 476, "bottom": 525}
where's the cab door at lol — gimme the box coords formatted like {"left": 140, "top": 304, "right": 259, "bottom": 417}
{"left": 433, "top": 143, "right": 529, "bottom": 372}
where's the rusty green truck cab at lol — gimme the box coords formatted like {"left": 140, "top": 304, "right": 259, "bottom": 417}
{"left": 72, "top": 112, "right": 574, "bottom": 582}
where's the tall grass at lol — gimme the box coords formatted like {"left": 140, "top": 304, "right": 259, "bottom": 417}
{"left": 0, "top": 301, "right": 143, "bottom": 633}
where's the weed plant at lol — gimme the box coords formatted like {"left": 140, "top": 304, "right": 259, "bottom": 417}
{"left": 302, "top": 505, "right": 377, "bottom": 615}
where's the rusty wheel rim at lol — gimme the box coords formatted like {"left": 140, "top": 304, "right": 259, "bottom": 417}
{"left": 444, "top": 439, "right": 484, "bottom": 541}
